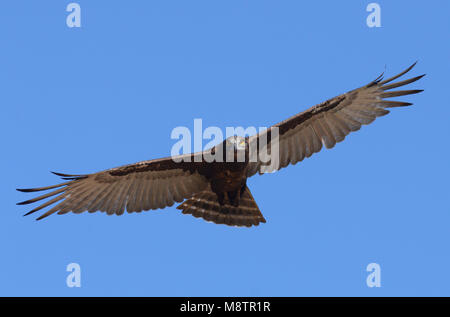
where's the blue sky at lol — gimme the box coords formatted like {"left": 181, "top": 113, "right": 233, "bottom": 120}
{"left": 1, "top": 1, "right": 449, "bottom": 296}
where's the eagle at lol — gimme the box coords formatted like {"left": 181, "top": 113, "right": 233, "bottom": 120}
{"left": 17, "top": 63, "right": 424, "bottom": 227}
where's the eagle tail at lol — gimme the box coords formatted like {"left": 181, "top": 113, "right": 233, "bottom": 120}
{"left": 177, "top": 186, "right": 266, "bottom": 227}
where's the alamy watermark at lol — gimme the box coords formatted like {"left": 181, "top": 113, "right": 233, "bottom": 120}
{"left": 366, "top": 3, "right": 381, "bottom": 28}
{"left": 366, "top": 262, "right": 381, "bottom": 287}
{"left": 169, "top": 119, "right": 280, "bottom": 172}
{"left": 66, "top": 3, "right": 81, "bottom": 28}
{"left": 66, "top": 262, "right": 81, "bottom": 288}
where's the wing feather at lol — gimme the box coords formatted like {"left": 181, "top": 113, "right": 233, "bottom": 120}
{"left": 18, "top": 156, "right": 208, "bottom": 220}
{"left": 248, "top": 62, "right": 424, "bottom": 176}
{"left": 141, "top": 178, "right": 153, "bottom": 211}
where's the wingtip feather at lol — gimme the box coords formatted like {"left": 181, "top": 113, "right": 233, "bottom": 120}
{"left": 24, "top": 210, "right": 36, "bottom": 216}
{"left": 17, "top": 188, "right": 32, "bottom": 193}
{"left": 379, "top": 62, "right": 419, "bottom": 85}
{"left": 51, "top": 171, "right": 84, "bottom": 177}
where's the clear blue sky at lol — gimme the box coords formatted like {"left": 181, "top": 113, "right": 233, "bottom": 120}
{"left": 1, "top": 1, "right": 449, "bottom": 296}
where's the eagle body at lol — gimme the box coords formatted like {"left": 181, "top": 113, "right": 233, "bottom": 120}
{"left": 17, "top": 63, "right": 425, "bottom": 227}
{"left": 210, "top": 167, "right": 247, "bottom": 202}
{"left": 208, "top": 137, "right": 250, "bottom": 201}
{"left": 176, "top": 137, "right": 265, "bottom": 226}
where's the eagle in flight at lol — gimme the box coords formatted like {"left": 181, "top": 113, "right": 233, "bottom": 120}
{"left": 17, "top": 63, "right": 424, "bottom": 227}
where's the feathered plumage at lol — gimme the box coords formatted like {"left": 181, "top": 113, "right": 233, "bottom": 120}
{"left": 17, "top": 63, "right": 424, "bottom": 227}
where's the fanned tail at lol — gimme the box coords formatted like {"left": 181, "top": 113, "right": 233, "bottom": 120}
{"left": 177, "top": 185, "right": 266, "bottom": 227}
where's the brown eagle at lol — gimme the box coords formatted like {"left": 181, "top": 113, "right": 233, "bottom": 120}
{"left": 17, "top": 63, "right": 424, "bottom": 227}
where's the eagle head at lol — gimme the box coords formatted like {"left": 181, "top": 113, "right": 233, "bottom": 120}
{"left": 226, "top": 135, "right": 247, "bottom": 151}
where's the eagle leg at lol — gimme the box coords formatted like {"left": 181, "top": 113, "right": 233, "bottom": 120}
{"left": 216, "top": 192, "right": 225, "bottom": 205}
{"left": 227, "top": 190, "right": 240, "bottom": 207}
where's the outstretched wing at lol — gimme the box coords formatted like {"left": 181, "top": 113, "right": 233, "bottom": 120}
{"left": 17, "top": 153, "right": 209, "bottom": 220}
{"left": 247, "top": 62, "right": 425, "bottom": 176}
